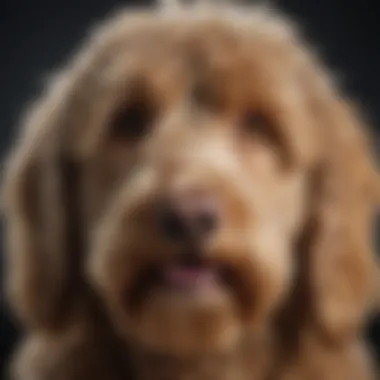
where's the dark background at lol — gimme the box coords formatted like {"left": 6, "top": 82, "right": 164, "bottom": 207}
{"left": 1, "top": 0, "right": 380, "bottom": 374}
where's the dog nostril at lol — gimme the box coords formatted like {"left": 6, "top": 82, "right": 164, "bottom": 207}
{"left": 158, "top": 207, "right": 188, "bottom": 241}
{"left": 156, "top": 193, "right": 219, "bottom": 243}
{"left": 197, "top": 211, "right": 217, "bottom": 237}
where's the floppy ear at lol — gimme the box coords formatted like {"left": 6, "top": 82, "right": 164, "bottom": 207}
{"left": 1, "top": 13, "right": 126, "bottom": 329}
{"left": 299, "top": 60, "right": 380, "bottom": 342}
{"left": 1, "top": 12, "right": 147, "bottom": 330}
{"left": 2, "top": 71, "right": 87, "bottom": 330}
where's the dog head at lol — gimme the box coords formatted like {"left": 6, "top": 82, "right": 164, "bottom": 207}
{"left": 3, "top": 3, "right": 379, "bottom": 357}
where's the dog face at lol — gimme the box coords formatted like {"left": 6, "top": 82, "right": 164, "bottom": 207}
{"left": 4, "top": 6, "right": 378, "bottom": 359}
{"left": 84, "top": 15, "right": 317, "bottom": 355}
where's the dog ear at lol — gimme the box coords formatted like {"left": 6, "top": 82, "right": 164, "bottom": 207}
{"left": 1, "top": 12, "right": 126, "bottom": 330}
{"left": 1, "top": 10, "right": 152, "bottom": 330}
{"left": 298, "top": 59, "right": 380, "bottom": 343}
{"left": 2, "top": 72, "right": 86, "bottom": 330}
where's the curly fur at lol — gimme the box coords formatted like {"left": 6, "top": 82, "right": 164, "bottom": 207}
{"left": 3, "top": 2, "right": 380, "bottom": 380}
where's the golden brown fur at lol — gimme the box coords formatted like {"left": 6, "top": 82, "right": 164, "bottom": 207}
{"left": 3, "top": 2, "right": 380, "bottom": 380}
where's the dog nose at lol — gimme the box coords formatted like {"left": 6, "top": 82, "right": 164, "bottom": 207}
{"left": 157, "top": 190, "right": 219, "bottom": 243}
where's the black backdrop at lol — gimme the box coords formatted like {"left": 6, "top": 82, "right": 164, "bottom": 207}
{"left": 1, "top": 0, "right": 380, "bottom": 373}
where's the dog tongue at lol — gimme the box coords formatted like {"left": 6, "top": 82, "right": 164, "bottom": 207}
{"left": 163, "top": 264, "right": 217, "bottom": 289}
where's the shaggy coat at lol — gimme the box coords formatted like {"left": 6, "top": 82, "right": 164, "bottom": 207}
{"left": 3, "top": 3, "right": 380, "bottom": 380}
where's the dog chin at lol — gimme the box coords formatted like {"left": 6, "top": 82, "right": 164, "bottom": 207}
{"left": 116, "top": 261, "right": 245, "bottom": 355}
{"left": 126, "top": 289, "right": 242, "bottom": 355}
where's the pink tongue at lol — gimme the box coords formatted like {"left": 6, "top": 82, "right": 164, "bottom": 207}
{"left": 163, "top": 265, "right": 217, "bottom": 289}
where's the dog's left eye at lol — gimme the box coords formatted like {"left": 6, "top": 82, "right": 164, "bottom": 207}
{"left": 110, "top": 99, "right": 155, "bottom": 140}
{"left": 242, "top": 111, "right": 281, "bottom": 146}
{"left": 243, "top": 112, "right": 268, "bottom": 133}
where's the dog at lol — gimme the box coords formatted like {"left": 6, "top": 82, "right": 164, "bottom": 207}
{"left": 2, "top": 1, "right": 380, "bottom": 379}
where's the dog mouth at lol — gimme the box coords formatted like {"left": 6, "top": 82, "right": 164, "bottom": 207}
{"left": 160, "top": 254, "right": 224, "bottom": 289}
{"left": 127, "top": 255, "right": 245, "bottom": 309}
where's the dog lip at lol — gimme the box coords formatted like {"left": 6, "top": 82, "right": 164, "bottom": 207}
{"left": 161, "top": 262, "right": 220, "bottom": 290}
{"left": 128, "top": 256, "right": 229, "bottom": 309}
{"left": 127, "top": 259, "right": 248, "bottom": 312}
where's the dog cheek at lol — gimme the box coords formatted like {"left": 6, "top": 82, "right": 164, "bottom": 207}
{"left": 249, "top": 229, "right": 295, "bottom": 324}
{"left": 87, "top": 208, "right": 136, "bottom": 312}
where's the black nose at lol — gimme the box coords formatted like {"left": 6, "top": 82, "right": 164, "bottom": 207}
{"left": 157, "top": 190, "right": 219, "bottom": 243}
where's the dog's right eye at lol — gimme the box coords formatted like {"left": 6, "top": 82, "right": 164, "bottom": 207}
{"left": 110, "top": 99, "right": 155, "bottom": 140}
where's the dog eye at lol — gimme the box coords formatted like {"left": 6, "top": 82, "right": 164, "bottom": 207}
{"left": 242, "top": 111, "right": 281, "bottom": 146}
{"left": 243, "top": 112, "right": 268, "bottom": 133}
{"left": 110, "top": 99, "right": 155, "bottom": 140}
